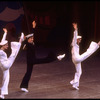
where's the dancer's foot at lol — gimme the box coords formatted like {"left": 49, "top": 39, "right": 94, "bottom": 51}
{"left": 70, "top": 80, "right": 74, "bottom": 85}
{"left": 72, "top": 85, "right": 79, "bottom": 90}
{"left": 70, "top": 80, "right": 79, "bottom": 90}
{"left": 57, "top": 54, "right": 65, "bottom": 61}
{"left": 21, "top": 88, "right": 29, "bottom": 92}
{"left": 0, "top": 94, "right": 5, "bottom": 99}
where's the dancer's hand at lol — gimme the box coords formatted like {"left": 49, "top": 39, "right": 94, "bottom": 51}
{"left": 19, "top": 33, "right": 25, "bottom": 43}
{"left": 3, "top": 28, "right": 7, "bottom": 33}
{"left": 72, "top": 23, "right": 77, "bottom": 30}
{"left": 32, "top": 20, "right": 36, "bottom": 28}
{"left": 98, "top": 41, "right": 100, "bottom": 46}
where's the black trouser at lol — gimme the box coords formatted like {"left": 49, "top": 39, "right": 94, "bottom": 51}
{"left": 20, "top": 62, "right": 33, "bottom": 89}
{"left": 20, "top": 52, "right": 57, "bottom": 89}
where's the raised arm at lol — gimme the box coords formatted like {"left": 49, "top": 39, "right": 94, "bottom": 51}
{"left": 1, "top": 28, "right": 7, "bottom": 42}
{"left": 71, "top": 23, "right": 78, "bottom": 46}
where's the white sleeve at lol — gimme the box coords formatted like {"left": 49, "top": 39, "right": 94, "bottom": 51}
{"left": 1, "top": 32, "right": 7, "bottom": 42}
{"left": 71, "top": 29, "right": 78, "bottom": 46}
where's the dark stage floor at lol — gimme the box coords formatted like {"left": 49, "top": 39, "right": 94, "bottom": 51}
{"left": 0, "top": 46, "right": 100, "bottom": 99}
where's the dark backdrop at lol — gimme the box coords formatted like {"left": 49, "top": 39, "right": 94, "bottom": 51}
{"left": 0, "top": 1, "right": 100, "bottom": 55}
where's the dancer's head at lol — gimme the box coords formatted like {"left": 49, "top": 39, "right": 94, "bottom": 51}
{"left": 77, "top": 36, "right": 82, "bottom": 45}
{"left": 0, "top": 40, "right": 8, "bottom": 50}
{"left": 26, "top": 34, "right": 34, "bottom": 44}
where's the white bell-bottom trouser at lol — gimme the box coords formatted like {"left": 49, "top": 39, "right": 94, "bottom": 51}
{"left": 0, "top": 42, "right": 21, "bottom": 95}
{"left": 71, "top": 41, "right": 99, "bottom": 87}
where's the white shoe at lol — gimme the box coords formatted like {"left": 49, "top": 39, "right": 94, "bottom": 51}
{"left": 70, "top": 80, "right": 74, "bottom": 85}
{"left": 21, "top": 88, "right": 29, "bottom": 92}
{"left": 57, "top": 54, "right": 65, "bottom": 60}
{"left": 70, "top": 80, "right": 79, "bottom": 86}
{"left": 0, "top": 95, "right": 5, "bottom": 99}
{"left": 72, "top": 85, "right": 79, "bottom": 90}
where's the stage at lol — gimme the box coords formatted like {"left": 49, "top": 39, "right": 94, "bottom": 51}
{"left": 0, "top": 46, "right": 100, "bottom": 99}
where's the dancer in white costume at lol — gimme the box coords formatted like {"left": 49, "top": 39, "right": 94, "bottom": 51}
{"left": 70, "top": 23, "right": 100, "bottom": 90}
{"left": 0, "top": 28, "right": 24, "bottom": 99}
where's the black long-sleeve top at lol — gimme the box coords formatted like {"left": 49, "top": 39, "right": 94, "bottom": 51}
{"left": 26, "top": 42, "right": 36, "bottom": 63}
